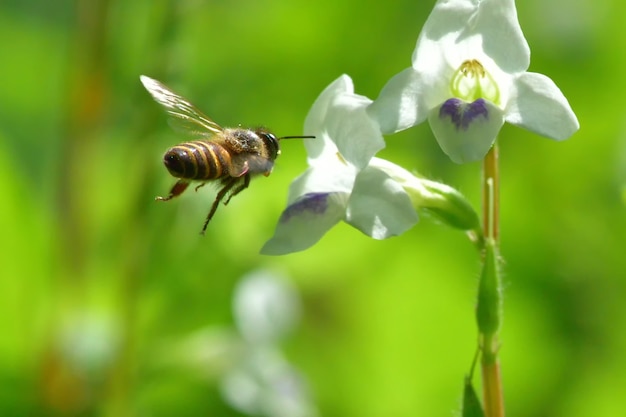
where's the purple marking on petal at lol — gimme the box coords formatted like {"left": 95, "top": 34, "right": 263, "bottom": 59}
{"left": 280, "top": 192, "right": 329, "bottom": 223}
{"left": 439, "top": 98, "right": 489, "bottom": 130}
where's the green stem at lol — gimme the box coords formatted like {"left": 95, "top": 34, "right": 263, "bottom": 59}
{"left": 480, "top": 144, "right": 504, "bottom": 417}
{"left": 482, "top": 144, "right": 499, "bottom": 242}
{"left": 481, "top": 333, "right": 504, "bottom": 417}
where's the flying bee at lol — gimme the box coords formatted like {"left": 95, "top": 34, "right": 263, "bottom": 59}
{"left": 140, "top": 75, "right": 314, "bottom": 234}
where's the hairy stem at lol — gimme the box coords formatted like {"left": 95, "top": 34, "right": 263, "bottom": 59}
{"left": 480, "top": 144, "right": 504, "bottom": 417}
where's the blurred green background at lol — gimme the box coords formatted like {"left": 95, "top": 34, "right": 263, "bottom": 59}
{"left": 1, "top": 0, "right": 624, "bottom": 416}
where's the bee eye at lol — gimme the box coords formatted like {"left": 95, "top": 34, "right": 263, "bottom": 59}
{"left": 164, "top": 150, "right": 186, "bottom": 177}
{"left": 260, "top": 133, "right": 280, "bottom": 160}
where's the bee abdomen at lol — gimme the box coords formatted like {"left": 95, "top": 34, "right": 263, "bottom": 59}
{"left": 163, "top": 141, "right": 230, "bottom": 180}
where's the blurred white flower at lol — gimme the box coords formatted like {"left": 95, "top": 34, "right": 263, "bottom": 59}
{"left": 220, "top": 347, "right": 316, "bottom": 417}
{"left": 172, "top": 270, "right": 317, "bottom": 417}
{"left": 233, "top": 270, "right": 300, "bottom": 344}
{"left": 224, "top": 271, "right": 317, "bottom": 417}
{"left": 58, "top": 310, "right": 120, "bottom": 375}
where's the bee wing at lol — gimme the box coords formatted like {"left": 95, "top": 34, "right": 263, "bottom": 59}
{"left": 229, "top": 154, "right": 275, "bottom": 178}
{"left": 140, "top": 75, "right": 223, "bottom": 137}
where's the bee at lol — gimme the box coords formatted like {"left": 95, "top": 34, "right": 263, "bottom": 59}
{"left": 140, "top": 75, "right": 314, "bottom": 234}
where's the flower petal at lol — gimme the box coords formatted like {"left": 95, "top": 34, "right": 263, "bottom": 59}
{"left": 304, "top": 75, "right": 354, "bottom": 161}
{"left": 305, "top": 75, "right": 383, "bottom": 170}
{"left": 326, "top": 96, "right": 383, "bottom": 170}
{"left": 428, "top": 98, "right": 505, "bottom": 163}
{"left": 261, "top": 192, "right": 348, "bottom": 255}
{"left": 415, "top": 0, "right": 529, "bottom": 74}
{"left": 471, "top": 0, "right": 530, "bottom": 73}
{"left": 505, "top": 72, "right": 579, "bottom": 140}
{"left": 346, "top": 166, "right": 418, "bottom": 239}
{"left": 286, "top": 161, "right": 356, "bottom": 205}
{"left": 367, "top": 67, "right": 430, "bottom": 134}
{"left": 412, "top": 0, "right": 478, "bottom": 69}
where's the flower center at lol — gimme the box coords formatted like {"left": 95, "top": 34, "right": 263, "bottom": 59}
{"left": 450, "top": 59, "right": 500, "bottom": 105}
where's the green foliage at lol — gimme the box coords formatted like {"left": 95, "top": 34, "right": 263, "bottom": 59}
{"left": 1, "top": 0, "right": 625, "bottom": 416}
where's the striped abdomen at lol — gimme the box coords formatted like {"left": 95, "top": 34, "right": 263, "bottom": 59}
{"left": 163, "top": 141, "right": 231, "bottom": 180}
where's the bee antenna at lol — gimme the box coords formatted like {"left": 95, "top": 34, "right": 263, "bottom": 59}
{"left": 278, "top": 135, "right": 316, "bottom": 140}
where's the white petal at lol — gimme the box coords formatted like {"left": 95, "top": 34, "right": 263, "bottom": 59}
{"left": 326, "top": 98, "right": 384, "bottom": 169}
{"left": 412, "top": 0, "right": 478, "bottom": 69}
{"left": 471, "top": 0, "right": 530, "bottom": 73}
{"left": 304, "top": 75, "right": 383, "bottom": 169}
{"left": 346, "top": 166, "right": 418, "bottom": 239}
{"left": 261, "top": 192, "right": 348, "bottom": 255}
{"left": 367, "top": 67, "right": 431, "bottom": 134}
{"left": 287, "top": 164, "right": 356, "bottom": 204}
{"left": 428, "top": 98, "right": 505, "bottom": 163}
{"left": 304, "top": 74, "right": 354, "bottom": 161}
{"left": 505, "top": 72, "right": 579, "bottom": 140}
{"left": 415, "top": 0, "right": 529, "bottom": 74}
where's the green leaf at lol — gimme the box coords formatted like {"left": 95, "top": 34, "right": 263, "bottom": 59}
{"left": 462, "top": 377, "right": 486, "bottom": 417}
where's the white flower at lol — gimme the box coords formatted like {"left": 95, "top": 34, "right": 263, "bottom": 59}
{"left": 261, "top": 75, "right": 418, "bottom": 255}
{"left": 222, "top": 271, "right": 317, "bottom": 417}
{"left": 367, "top": 0, "right": 579, "bottom": 164}
{"left": 233, "top": 271, "right": 300, "bottom": 344}
{"left": 169, "top": 271, "right": 317, "bottom": 417}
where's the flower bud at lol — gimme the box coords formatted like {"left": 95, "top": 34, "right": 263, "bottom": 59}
{"left": 369, "top": 158, "right": 483, "bottom": 242}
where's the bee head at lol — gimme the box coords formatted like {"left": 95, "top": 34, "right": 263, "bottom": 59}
{"left": 259, "top": 132, "right": 280, "bottom": 160}
{"left": 257, "top": 130, "right": 315, "bottom": 161}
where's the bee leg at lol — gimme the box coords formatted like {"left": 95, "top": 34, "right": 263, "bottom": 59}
{"left": 224, "top": 174, "right": 250, "bottom": 205}
{"left": 156, "top": 180, "right": 190, "bottom": 201}
{"left": 200, "top": 177, "right": 239, "bottom": 235}
{"left": 194, "top": 182, "right": 207, "bottom": 192}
